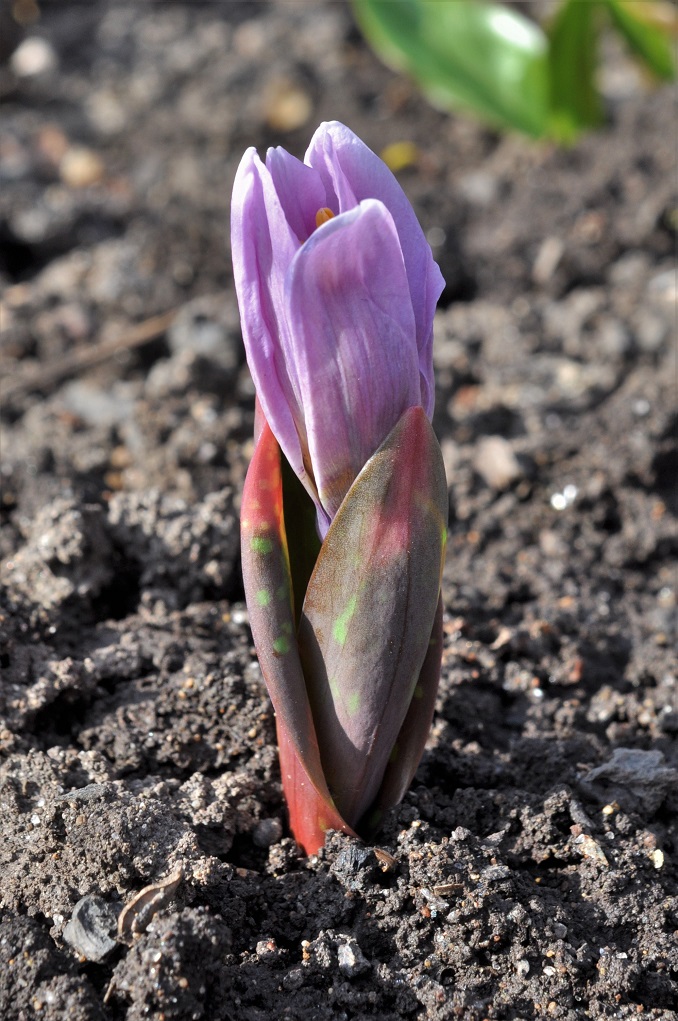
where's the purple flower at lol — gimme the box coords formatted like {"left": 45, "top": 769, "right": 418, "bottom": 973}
{"left": 231, "top": 121, "right": 444, "bottom": 534}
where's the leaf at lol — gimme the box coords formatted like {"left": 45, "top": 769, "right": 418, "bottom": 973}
{"left": 298, "top": 407, "right": 448, "bottom": 827}
{"left": 281, "top": 453, "right": 321, "bottom": 628}
{"left": 276, "top": 718, "right": 357, "bottom": 854}
{"left": 240, "top": 420, "right": 332, "bottom": 810}
{"left": 547, "top": 0, "right": 604, "bottom": 144}
{"left": 604, "top": 0, "right": 675, "bottom": 80}
{"left": 352, "top": 0, "right": 549, "bottom": 137}
{"left": 361, "top": 593, "right": 444, "bottom": 837}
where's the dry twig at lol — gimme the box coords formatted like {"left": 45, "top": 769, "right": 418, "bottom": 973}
{"left": 1, "top": 308, "right": 178, "bottom": 406}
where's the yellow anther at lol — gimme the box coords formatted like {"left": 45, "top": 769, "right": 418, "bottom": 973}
{"left": 315, "top": 207, "right": 335, "bottom": 228}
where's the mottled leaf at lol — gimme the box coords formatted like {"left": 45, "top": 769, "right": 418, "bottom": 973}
{"left": 240, "top": 421, "right": 331, "bottom": 808}
{"left": 298, "top": 406, "right": 448, "bottom": 826}
{"left": 276, "top": 718, "right": 357, "bottom": 854}
{"left": 360, "top": 593, "right": 444, "bottom": 837}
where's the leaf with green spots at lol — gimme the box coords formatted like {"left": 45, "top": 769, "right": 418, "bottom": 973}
{"left": 240, "top": 419, "right": 333, "bottom": 813}
{"left": 298, "top": 407, "right": 448, "bottom": 826}
{"left": 333, "top": 595, "right": 358, "bottom": 646}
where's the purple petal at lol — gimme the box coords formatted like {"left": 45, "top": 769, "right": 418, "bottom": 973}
{"left": 231, "top": 147, "right": 310, "bottom": 492}
{"left": 265, "top": 145, "right": 329, "bottom": 244}
{"left": 284, "top": 199, "right": 421, "bottom": 527}
{"left": 305, "top": 122, "right": 445, "bottom": 417}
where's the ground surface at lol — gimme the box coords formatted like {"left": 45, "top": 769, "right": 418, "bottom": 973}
{"left": 0, "top": 2, "right": 677, "bottom": 1019}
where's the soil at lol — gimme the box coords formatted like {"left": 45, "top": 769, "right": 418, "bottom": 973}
{"left": 1, "top": 2, "right": 676, "bottom": 1020}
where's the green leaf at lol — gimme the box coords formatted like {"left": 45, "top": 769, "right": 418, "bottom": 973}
{"left": 604, "top": 0, "right": 675, "bottom": 80}
{"left": 352, "top": 0, "right": 549, "bottom": 137}
{"left": 298, "top": 407, "right": 448, "bottom": 827}
{"left": 547, "top": 0, "right": 604, "bottom": 143}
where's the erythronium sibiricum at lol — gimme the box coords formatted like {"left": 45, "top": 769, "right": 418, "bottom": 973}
{"left": 232, "top": 121, "right": 448, "bottom": 854}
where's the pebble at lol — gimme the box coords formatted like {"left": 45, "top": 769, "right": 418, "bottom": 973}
{"left": 533, "top": 236, "right": 564, "bottom": 285}
{"left": 337, "top": 939, "right": 370, "bottom": 977}
{"left": 282, "top": 966, "right": 305, "bottom": 991}
{"left": 61, "top": 381, "right": 135, "bottom": 428}
{"left": 648, "top": 268, "right": 676, "bottom": 305}
{"left": 650, "top": 848, "right": 664, "bottom": 870}
{"left": 474, "top": 436, "right": 523, "bottom": 490}
{"left": 60, "top": 147, "right": 105, "bottom": 188}
{"left": 263, "top": 77, "right": 313, "bottom": 132}
{"left": 584, "top": 747, "right": 678, "bottom": 814}
{"left": 167, "top": 297, "right": 240, "bottom": 372}
{"left": 252, "top": 817, "right": 283, "bottom": 848}
{"left": 63, "top": 895, "right": 119, "bottom": 962}
{"left": 11, "top": 36, "right": 57, "bottom": 77}
{"left": 457, "top": 170, "right": 498, "bottom": 206}
{"left": 634, "top": 310, "right": 668, "bottom": 353}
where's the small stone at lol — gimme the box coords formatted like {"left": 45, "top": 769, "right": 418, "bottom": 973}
{"left": 474, "top": 436, "right": 523, "bottom": 490}
{"left": 252, "top": 817, "right": 283, "bottom": 848}
{"left": 650, "top": 848, "right": 664, "bottom": 869}
{"left": 481, "top": 864, "right": 511, "bottom": 882}
{"left": 11, "top": 36, "right": 57, "bottom": 77}
{"left": 263, "top": 78, "right": 313, "bottom": 132}
{"left": 62, "top": 381, "right": 134, "bottom": 428}
{"left": 60, "top": 147, "right": 105, "bottom": 188}
{"left": 574, "top": 833, "right": 609, "bottom": 866}
{"left": 337, "top": 940, "right": 370, "bottom": 977}
{"left": 255, "top": 939, "right": 278, "bottom": 957}
{"left": 451, "top": 826, "right": 472, "bottom": 842}
{"left": 282, "top": 966, "right": 305, "bottom": 991}
{"left": 63, "top": 895, "right": 119, "bottom": 962}
{"left": 648, "top": 268, "right": 676, "bottom": 305}
{"left": 583, "top": 748, "right": 678, "bottom": 814}
{"left": 533, "top": 236, "right": 564, "bottom": 285}
{"left": 458, "top": 170, "right": 498, "bottom": 206}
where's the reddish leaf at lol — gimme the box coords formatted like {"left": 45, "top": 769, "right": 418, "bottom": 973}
{"left": 298, "top": 407, "right": 448, "bottom": 826}
{"left": 240, "top": 421, "right": 335, "bottom": 816}
{"left": 276, "top": 718, "right": 357, "bottom": 854}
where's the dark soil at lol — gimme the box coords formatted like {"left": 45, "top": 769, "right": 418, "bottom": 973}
{"left": 1, "top": 2, "right": 676, "bottom": 1019}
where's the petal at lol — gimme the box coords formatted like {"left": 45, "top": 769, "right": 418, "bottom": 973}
{"left": 265, "top": 145, "right": 329, "bottom": 244}
{"left": 231, "top": 148, "right": 309, "bottom": 490}
{"left": 284, "top": 199, "right": 421, "bottom": 527}
{"left": 305, "top": 121, "right": 445, "bottom": 416}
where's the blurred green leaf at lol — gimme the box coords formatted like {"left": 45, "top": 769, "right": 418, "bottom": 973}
{"left": 547, "top": 0, "right": 604, "bottom": 143}
{"left": 352, "top": 0, "right": 550, "bottom": 137}
{"left": 605, "top": 0, "right": 675, "bottom": 80}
